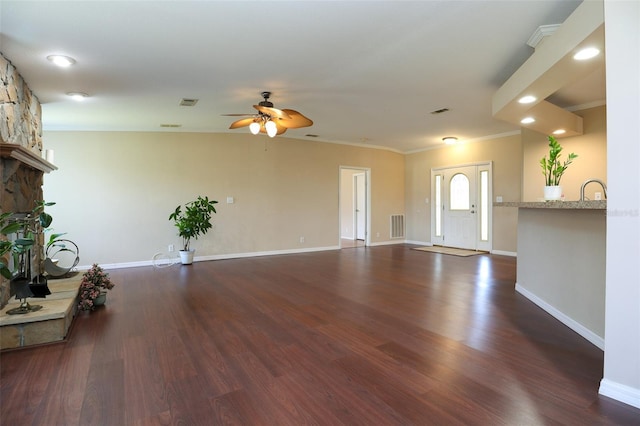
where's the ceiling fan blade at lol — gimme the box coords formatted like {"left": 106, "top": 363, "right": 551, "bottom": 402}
{"left": 276, "top": 109, "right": 314, "bottom": 129}
{"left": 253, "top": 105, "right": 291, "bottom": 119}
{"left": 259, "top": 120, "right": 287, "bottom": 135}
{"left": 229, "top": 117, "right": 255, "bottom": 129}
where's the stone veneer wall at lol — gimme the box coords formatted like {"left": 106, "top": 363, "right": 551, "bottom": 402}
{"left": 0, "top": 53, "right": 44, "bottom": 308}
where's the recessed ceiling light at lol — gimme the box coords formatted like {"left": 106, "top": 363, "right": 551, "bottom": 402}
{"left": 47, "top": 55, "right": 76, "bottom": 67}
{"left": 518, "top": 95, "right": 537, "bottom": 104}
{"left": 520, "top": 117, "right": 535, "bottom": 124}
{"left": 66, "top": 92, "right": 89, "bottom": 101}
{"left": 442, "top": 137, "right": 458, "bottom": 145}
{"left": 553, "top": 129, "right": 566, "bottom": 135}
{"left": 573, "top": 47, "right": 600, "bottom": 60}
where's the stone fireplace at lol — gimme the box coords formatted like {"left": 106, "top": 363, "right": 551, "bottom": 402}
{"left": 1, "top": 53, "right": 56, "bottom": 308}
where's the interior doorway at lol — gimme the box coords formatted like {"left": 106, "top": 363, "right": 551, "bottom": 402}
{"left": 339, "top": 167, "right": 370, "bottom": 248}
{"left": 431, "top": 162, "right": 492, "bottom": 251}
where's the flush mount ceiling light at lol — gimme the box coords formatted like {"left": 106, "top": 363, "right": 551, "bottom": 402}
{"left": 573, "top": 47, "right": 600, "bottom": 60}
{"left": 518, "top": 95, "right": 537, "bottom": 104}
{"left": 442, "top": 137, "right": 458, "bottom": 145}
{"left": 520, "top": 117, "right": 535, "bottom": 124}
{"left": 47, "top": 55, "right": 76, "bottom": 67}
{"left": 66, "top": 92, "right": 89, "bottom": 101}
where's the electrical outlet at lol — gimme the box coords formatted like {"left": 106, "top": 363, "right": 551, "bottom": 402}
{"left": 595, "top": 192, "right": 602, "bottom": 200}
{"left": 168, "top": 244, "right": 174, "bottom": 252}
{"left": 299, "top": 236, "right": 305, "bottom": 243}
{"left": 376, "top": 232, "right": 380, "bottom": 238}
{"left": 496, "top": 196, "right": 503, "bottom": 203}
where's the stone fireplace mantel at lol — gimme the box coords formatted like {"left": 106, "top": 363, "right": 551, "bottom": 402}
{"left": 1, "top": 143, "right": 57, "bottom": 174}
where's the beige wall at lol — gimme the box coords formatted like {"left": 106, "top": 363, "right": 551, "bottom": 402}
{"left": 404, "top": 134, "right": 522, "bottom": 253}
{"left": 42, "top": 131, "right": 404, "bottom": 266}
{"left": 522, "top": 105, "right": 607, "bottom": 201}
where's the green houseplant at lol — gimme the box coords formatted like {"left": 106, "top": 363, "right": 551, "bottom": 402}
{"left": 539, "top": 135, "right": 578, "bottom": 200}
{"left": 0, "top": 201, "right": 59, "bottom": 314}
{"left": 169, "top": 196, "right": 218, "bottom": 264}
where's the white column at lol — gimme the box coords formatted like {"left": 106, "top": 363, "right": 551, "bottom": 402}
{"left": 599, "top": 0, "right": 640, "bottom": 409}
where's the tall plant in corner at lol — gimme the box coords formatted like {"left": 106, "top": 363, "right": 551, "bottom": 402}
{"left": 540, "top": 135, "right": 578, "bottom": 186}
{"left": 169, "top": 196, "right": 218, "bottom": 264}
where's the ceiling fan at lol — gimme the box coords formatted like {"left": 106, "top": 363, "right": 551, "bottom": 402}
{"left": 224, "top": 91, "right": 313, "bottom": 137}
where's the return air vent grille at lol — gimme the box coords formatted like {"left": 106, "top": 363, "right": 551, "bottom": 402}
{"left": 179, "top": 98, "right": 199, "bottom": 106}
{"left": 390, "top": 214, "right": 405, "bottom": 239}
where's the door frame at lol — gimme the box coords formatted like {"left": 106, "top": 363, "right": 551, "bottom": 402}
{"left": 431, "top": 162, "right": 493, "bottom": 251}
{"left": 339, "top": 166, "right": 371, "bottom": 247}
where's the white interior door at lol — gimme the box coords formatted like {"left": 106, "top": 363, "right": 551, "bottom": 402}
{"left": 431, "top": 163, "right": 492, "bottom": 251}
{"left": 354, "top": 173, "right": 366, "bottom": 240}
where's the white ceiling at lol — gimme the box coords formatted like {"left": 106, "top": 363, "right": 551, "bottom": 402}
{"left": 2, "top": 0, "right": 602, "bottom": 153}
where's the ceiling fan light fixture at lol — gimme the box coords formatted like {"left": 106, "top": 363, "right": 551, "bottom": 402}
{"left": 265, "top": 120, "right": 277, "bottom": 137}
{"left": 249, "top": 122, "right": 261, "bottom": 135}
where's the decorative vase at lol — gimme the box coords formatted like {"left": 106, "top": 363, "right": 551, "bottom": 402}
{"left": 94, "top": 291, "right": 107, "bottom": 306}
{"left": 544, "top": 185, "right": 563, "bottom": 201}
{"left": 179, "top": 249, "right": 195, "bottom": 265}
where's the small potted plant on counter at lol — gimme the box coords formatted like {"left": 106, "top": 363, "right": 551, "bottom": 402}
{"left": 169, "top": 196, "right": 218, "bottom": 265}
{"left": 540, "top": 135, "right": 578, "bottom": 200}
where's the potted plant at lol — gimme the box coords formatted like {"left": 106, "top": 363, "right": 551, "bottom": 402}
{"left": 169, "top": 196, "right": 218, "bottom": 264}
{"left": 78, "top": 263, "right": 115, "bottom": 311}
{"left": 540, "top": 135, "right": 578, "bottom": 200}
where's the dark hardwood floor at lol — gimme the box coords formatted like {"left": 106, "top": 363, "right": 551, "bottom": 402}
{"left": 2, "top": 245, "right": 639, "bottom": 425}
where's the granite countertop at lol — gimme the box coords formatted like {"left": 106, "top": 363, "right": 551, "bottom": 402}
{"left": 494, "top": 200, "right": 606, "bottom": 210}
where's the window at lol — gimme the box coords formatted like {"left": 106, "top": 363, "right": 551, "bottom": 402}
{"left": 480, "top": 170, "right": 489, "bottom": 241}
{"left": 450, "top": 173, "right": 470, "bottom": 210}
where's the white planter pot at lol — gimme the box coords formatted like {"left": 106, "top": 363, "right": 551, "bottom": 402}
{"left": 179, "top": 249, "right": 195, "bottom": 265}
{"left": 544, "top": 185, "right": 563, "bottom": 201}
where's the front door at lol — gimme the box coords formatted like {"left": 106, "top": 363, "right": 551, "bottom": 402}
{"left": 431, "top": 163, "right": 492, "bottom": 251}
{"left": 443, "top": 166, "right": 477, "bottom": 249}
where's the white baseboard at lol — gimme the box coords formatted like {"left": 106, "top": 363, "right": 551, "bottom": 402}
{"left": 404, "top": 240, "right": 432, "bottom": 246}
{"left": 79, "top": 246, "right": 341, "bottom": 271}
{"left": 599, "top": 378, "right": 640, "bottom": 409}
{"left": 515, "top": 283, "right": 605, "bottom": 350}
{"left": 491, "top": 249, "right": 517, "bottom": 257}
{"left": 368, "top": 240, "right": 406, "bottom": 247}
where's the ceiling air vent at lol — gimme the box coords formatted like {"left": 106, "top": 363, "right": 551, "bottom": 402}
{"left": 160, "top": 124, "right": 182, "bottom": 128}
{"left": 179, "top": 98, "right": 199, "bottom": 107}
{"left": 430, "top": 108, "right": 449, "bottom": 115}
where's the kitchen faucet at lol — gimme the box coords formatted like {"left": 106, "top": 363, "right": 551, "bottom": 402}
{"left": 580, "top": 178, "right": 607, "bottom": 201}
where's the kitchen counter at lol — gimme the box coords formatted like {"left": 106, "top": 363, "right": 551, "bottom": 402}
{"left": 495, "top": 200, "right": 606, "bottom": 209}
{"left": 496, "top": 201, "right": 606, "bottom": 349}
